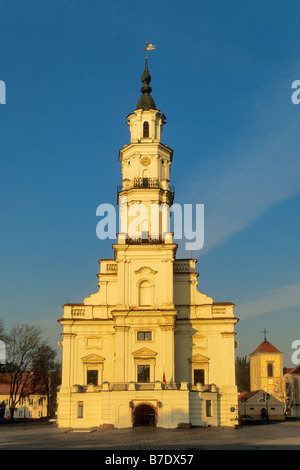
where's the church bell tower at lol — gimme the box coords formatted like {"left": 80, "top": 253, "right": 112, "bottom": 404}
{"left": 118, "top": 57, "right": 174, "bottom": 243}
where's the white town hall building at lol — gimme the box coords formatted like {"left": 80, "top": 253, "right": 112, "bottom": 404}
{"left": 56, "top": 55, "right": 239, "bottom": 429}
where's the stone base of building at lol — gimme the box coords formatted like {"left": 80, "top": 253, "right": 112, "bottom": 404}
{"left": 57, "top": 382, "right": 238, "bottom": 429}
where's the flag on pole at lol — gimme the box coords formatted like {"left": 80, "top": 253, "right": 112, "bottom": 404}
{"left": 163, "top": 371, "right": 166, "bottom": 384}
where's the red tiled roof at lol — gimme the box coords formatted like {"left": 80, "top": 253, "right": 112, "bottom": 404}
{"left": 0, "top": 374, "right": 11, "bottom": 395}
{"left": 0, "top": 384, "right": 10, "bottom": 394}
{"left": 238, "top": 390, "right": 262, "bottom": 403}
{"left": 284, "top": 365, "right": 300, "bottom": 375}
{"left": 249, "top": 340, "right": 281, "bottom": 356}
{"left": 0, "top": 373, "right": 47, "bottom": 396}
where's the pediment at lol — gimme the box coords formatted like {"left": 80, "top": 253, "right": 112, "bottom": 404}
{"left": 81, "top": 354, "right": 105, "bottom": 364}
{"left": 188, "top": 353, "right": 210, "bottom": 363}
{"left": 132, "top": 347, "right": 157, "bottom": 358}
{"left": 134, "top": 266, "right": 157, "bottom": 275}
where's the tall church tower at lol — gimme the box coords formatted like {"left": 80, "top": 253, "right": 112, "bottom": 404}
{"left": 87, "top": 58, "right": 178, "bottom": 386}
{"left": 118, "top": 58, "right": 174, "bottom": 244}
{"left": 57, "top": 55, "right": 239, "bottom": 429}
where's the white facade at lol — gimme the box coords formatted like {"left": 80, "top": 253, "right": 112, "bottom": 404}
{"left": 57, "top": 60, "right": 238, "bottom": 429}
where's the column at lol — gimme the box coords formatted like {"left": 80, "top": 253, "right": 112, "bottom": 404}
{"left": 114, "top": 325, "right": 130, "bottom": 383}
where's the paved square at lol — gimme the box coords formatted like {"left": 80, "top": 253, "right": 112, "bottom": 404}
{"left": 1, "top": 420, "right": 300, "bottom": 450}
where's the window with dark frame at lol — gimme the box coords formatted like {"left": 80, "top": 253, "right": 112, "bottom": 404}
{"left": 137, "top": 331, "right": 152, "bottom": 341}
{"left": 143, "top": 121, "right": 149, "bottom": 137}
{"left": 137, "top": 365, "right": 150, "bottom": 383}
{"left": 206, "top": 400, "right": 212, "bottom": 417}
{"left": 87, "top": 369, "right": 98, "bottom": 386}
{"left": 194, "top": 368, "right": 205, "bottom": 385}
{"left": 78, "top": 401, "right": 84, "bottom": 418}
{"left": 267, "top": 363, "right": 273, "bottom": 377}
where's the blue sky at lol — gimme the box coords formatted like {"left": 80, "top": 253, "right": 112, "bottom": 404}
{"left": 0, "top": 0, "right": 300, "bottom": 366}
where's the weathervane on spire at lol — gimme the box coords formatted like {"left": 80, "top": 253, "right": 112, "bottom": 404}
{"left": 142, "top": 41, "right": 156, "bottom": 60}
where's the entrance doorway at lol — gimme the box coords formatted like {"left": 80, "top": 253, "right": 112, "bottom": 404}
{"left": 133, "top": 404, "right": 156, "bottom": 427}
{"left": 261, "top": 407, "right": 268, "bottom": 421}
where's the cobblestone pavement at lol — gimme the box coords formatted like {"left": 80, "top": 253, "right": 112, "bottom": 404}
{"left": 1, "top": 420, "right": 300, "bottom": 451}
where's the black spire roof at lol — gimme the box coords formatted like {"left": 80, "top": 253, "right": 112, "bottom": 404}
{"left": 136, "top": 59, "right": 156, "bottom": 111}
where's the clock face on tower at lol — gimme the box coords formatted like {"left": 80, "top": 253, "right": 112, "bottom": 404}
{"left": 140, "top": 157, "right": 151, "bottom": 167}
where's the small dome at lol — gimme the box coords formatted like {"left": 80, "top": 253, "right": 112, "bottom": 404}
{"left": 136, "top": 94, "right": 156, "bottom": 111}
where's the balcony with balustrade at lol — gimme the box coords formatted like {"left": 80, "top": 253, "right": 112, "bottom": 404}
{"left": 117, "top": 177, "right": 174, "bottom": 205}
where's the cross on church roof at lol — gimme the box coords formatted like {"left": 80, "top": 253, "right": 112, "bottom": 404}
{"left": 262, "top": 329, "right": 269, "bottom": 341}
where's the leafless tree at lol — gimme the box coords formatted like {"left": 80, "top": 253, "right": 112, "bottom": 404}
{"left": 282, "top": 376, "right": 299, "bottom": 414}
{"left": 31, "top": 344, "right": 60, "bottom": 417}
{"left": 0, "top": 318, "right": 5, "bottom": 337}
{"left": 5, "top": 322, "right": 45, "bottom": 420}
{"left": 0, "top": 318, "right": 7, "bottom": 369}
{"left": 235, "top": 356, "right": 250, "bottom": 392}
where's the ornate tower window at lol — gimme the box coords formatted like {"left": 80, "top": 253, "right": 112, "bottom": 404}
{"left": 143, "top": 121, "right": 149, "bottom": 137}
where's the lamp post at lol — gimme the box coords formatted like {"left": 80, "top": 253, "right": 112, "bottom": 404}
{"left": 263, "top": 392, "right": 270, "bottom": 421}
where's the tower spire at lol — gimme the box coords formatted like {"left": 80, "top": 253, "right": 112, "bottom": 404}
{"left": 136, "top": 42, "right": 157, "bottom": 111}
{"left": 141, "top": 58, "right": 152, "bottom": 96}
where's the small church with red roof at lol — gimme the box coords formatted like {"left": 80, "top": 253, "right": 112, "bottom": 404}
{"left": 246, "top": 331, "right": 300, "bottom": 418}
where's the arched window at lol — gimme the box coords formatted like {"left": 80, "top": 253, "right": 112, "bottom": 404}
{"left": 267, "top": 363, "right": 273, "bottom": 377}
{"left": 143, "top": 121, "right": 149, "bottom": 138}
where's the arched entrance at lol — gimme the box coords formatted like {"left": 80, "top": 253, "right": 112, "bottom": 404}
{"left": 261, "top": 407, "right": 268, "bottom": 421}
{"left": 133, "top": 403, "right": 156, "bottom": 427}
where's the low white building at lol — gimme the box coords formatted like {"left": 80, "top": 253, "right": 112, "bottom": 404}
{"left": 0, "top": 373, "right": 48, "bottom": 420}
{"left": 238, "top": 390, "right": 285, "bottom": 421}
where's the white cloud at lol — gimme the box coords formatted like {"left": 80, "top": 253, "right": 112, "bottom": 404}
{"left": 180, "top": 69, "right": 300, "bottom": 254}
{"left": 203, "top": 119, "right": 300, "bottom": 251}
{"left": 235, "top": 282, "right": 300, "bottom": 319}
